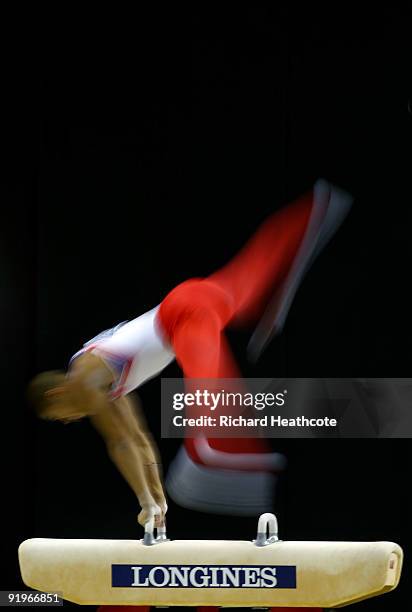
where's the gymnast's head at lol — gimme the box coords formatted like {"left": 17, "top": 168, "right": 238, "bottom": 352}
{"left": 28, "top": 371, "right": 91, "bottom": 423}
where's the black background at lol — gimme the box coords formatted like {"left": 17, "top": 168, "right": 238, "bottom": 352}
{"left": 1, "top": 7, "right": 410, "bottom": 611}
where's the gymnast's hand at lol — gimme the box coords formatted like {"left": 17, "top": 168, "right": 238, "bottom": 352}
{"left": 138, "top": 501, "right": 166, "bottom": 529}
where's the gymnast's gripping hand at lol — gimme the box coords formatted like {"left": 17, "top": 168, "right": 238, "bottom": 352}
{"left": 138, "top": 500, "right": 166, "bottom": 529}
{"left": 138, "top": 472, "right": 168, "bottom": 529}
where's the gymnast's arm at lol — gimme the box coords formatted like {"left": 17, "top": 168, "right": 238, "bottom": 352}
{"left": 110, "top": 394, "right": 167, "bottom": 517}
{"left": 89, "top": 394, "right": 167, "bottom": 527}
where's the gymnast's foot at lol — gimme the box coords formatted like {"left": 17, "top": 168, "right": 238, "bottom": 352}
{"left": 166, "top": 442, "right": 286, "bottom": 516}
{"left": 248, "top": 179, "right": 353, "bottom": 360}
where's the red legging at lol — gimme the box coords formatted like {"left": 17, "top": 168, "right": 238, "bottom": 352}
{"left": 158, "top": 192, "right": 314, "bottom": 459}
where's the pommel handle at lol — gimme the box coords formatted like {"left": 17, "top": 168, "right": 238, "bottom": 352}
{"left": 143, "top": 519, "right": 169, "bottom": 546}
{"left": 254, "top": 512, "right": 279, "bottom": 546}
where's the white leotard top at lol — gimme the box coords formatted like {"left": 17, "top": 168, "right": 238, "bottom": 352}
{"left": 70, "top": 306, "right": 175, "bottom": 398}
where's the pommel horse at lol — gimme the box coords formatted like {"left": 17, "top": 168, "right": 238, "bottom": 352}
{"left": 18, "top": 513, "right": 402, "bottom": 610}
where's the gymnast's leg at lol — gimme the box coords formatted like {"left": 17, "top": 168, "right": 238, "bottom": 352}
{"left": 161, "top": 183, "right": 350, "bottom": 509}
{"left": 158, "top": 281, "right": 275, "bottom": 464}
{"left": 208, "top": 190, "right": 315, "bottom": 328}
{"left": 159, "top": 194, "right": 319, "bottom": 465}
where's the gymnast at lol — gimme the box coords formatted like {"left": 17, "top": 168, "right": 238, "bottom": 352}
{"left": 29, "top": 179, "right": 352, "bottom": 526}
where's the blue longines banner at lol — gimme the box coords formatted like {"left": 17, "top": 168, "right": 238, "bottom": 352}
{"left": 112, "top": 565, "right": 296, "bottom": 588}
